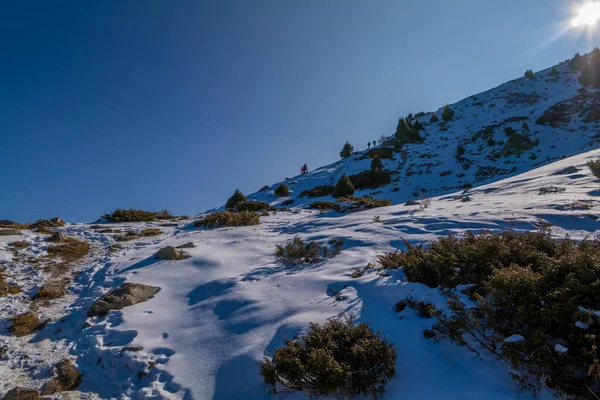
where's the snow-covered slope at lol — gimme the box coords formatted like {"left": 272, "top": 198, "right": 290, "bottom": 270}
{"left": 3, "top": 147, "right": 600, "bottom": 399}
{"left": 245, "top": 56, "right": 599, "bottom": 210}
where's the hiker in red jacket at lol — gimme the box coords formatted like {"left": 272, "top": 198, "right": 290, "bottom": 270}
{"left": 301, "top": 164, "right": 308, "bottom": 174}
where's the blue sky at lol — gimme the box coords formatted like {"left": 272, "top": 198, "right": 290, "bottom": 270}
{"left": 0, "top": 0, "right": 596, "bottom": 222}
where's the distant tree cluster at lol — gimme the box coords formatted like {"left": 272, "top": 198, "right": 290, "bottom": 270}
{"left": 579, "top": 48, "right": 600, "bottom": 88}
{"left": 524, "top": 69, "right": 535, "bottom": 79}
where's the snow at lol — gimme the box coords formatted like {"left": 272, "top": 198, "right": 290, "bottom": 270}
{"left": 554, "top": 344, "right": 569, "bottom": 353}
{"left": 504, "top": 335, "right": 525, "bottom": 343}
{"left": 2, "top": 61, "right": 600, "bottom": 399}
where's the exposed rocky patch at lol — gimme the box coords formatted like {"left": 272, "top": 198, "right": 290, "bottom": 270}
{"left": 88, "top": 283, "right": 160, "bottom": 317}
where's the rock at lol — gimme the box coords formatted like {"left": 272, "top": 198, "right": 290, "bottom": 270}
{"left": 1, "top": 387, "right": 41, "bottom": 400}
{"left": 155, "top": 246, "right": 188, "bottom": 260}
{"left": 47, "top": 232, "right": 71, "bottom": 243}
{"left": 176, "top": 242, "right": 196, "bottom": 249}
{"left": 34, "top": 282, "right": 67, "bottom": 300}
{"left": 49, "top": 217, "right": 64, "bottom": 226}
{"left": 0, "top": 220, "right": 20, "bottom": 228}
{"left": 41, "top": 359, "right": 81, "bottom": 394}
{"left": 88, "top": 283, "right": 160, "bottom": 317}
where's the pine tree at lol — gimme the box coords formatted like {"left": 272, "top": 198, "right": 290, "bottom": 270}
{"left": 371, "top": 155, "right": 383, "bottom": 171}
{"left": 333, "top": 174, "right": 355, "bottom": 198}
{"left": 524, "top": 69, "right": 535, "bottom": 79}
{"left": 441, "top": 105, "right": 455, "bottom": 122}
{"left": 275, "top": 184, "right": 290, "bottom": 197}
{"left": 226, "top": 189, "right": 246, "bottom": 209}
{"left": 340, "top": 142, "right": 354, "bottom": 159}
{"left": 430, "top": 113, "right": 439, "bottom": 123}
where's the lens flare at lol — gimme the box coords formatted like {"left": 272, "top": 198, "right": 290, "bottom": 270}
{"left": 572, "top": 2, "right": 600, "bottom": 27}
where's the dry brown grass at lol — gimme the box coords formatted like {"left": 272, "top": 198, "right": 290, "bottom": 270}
{"left": 0, "top": 271, "right": 21, "bottom": 297}
{"left": 0, "top": 229, "right": 21, "bottom": 236}
{"left": 115, "top": 228, "right": 163, "bottom": 242}
{"left": 47, "top": 240, "right": 90, "bottom": 262}
{"left": 33, "top": 280, "right": 69, "bottom": 300}
{"left": 9, "top": 241, "right": 29, "bottom": 249}
{"left": 8, "top": 311, "right": 41, "bottom": 336}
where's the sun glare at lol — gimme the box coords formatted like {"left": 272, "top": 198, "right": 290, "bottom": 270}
{"left": 572, "top": 2, "right": 600, "bottom": 27}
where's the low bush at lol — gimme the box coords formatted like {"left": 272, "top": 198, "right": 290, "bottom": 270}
{"left": 309, "top": 201, "right": 340, "bottom": 212}
{"left": 281, "top": 199, "right": 294, "bottom": 206}
{"left": 300, "top": 185, "right": 335, "bottom": 198}
{"left": 274, "top": 184, "right": 290, "bottom": 197}
{"left": 334, "top": 174, "right": 355, "bottom": 198}
{"left": 259, "top": 315, "right": 396, "bottom": 398}
{"left": 259, "top": 185, "right": 270, "bottom": 192}
{"left": 349, "top": 170, "right": 391, "bottom": 190}
{"left": 588, "top": 158, "right": 600, "bottom": 179}
{"left": 115, "top": 228, "right": 163, "bottom": 242}
{"left": 234, "top": 201, "right": 271, "bottom": 212}
{"left": 380, "top": 230, "right": 600, "bottom": 397}
{"left": 430, "top": 113, "right": 439, "bottom": 123}
{"left": 102, "top": 209, "right": 165, "bottom": 222}
{"left": 194, "top": 211, "right": 260, "bottom": 229}
{"left": 275, "top": 236, "right": 343, "bottom": 265}
{"left": 0, "top": 271, "right": 21, "bottom": 296}
{"left": 9, "top": 241, "right": 29, "bottom": 249}
{"left": 338, "top": 196, "right": 391, "bottom": 210}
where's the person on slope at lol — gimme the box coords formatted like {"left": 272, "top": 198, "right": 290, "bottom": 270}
{"left": 301, "top": 164, "right": 308, "bottom": 174}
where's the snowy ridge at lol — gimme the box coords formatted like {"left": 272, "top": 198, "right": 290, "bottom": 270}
{"left": 244, "top": 59, "right": 599, "bottom": 210}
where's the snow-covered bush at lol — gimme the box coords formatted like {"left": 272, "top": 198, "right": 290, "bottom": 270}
{"left": 274, "top": 184, "right": 290, "bottom": 197}
{"left": 275, "top": 236, "right": 343, "bottom": 265}
{"left": 259, "top": 316, "right": 396, "bottom": 398}
{"left": 382, "top": 230, "right": 600, "bottom": 398}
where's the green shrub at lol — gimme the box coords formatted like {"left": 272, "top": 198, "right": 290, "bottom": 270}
{"left": 309, "top": 201, "right": 340, "bottom": 212}
{"left": 340, "top": 141, "right": 354, "bottom": 159}
{"left": 338, "top": 196, "right": 391, "bottom": 209}
{"left": 300, "top": 185, "right": 335, "bottom": 198}
{"left": 349, "top": 170, "right": 391, "bottom": 190}
{"left": 259, "top": 316, "right": 396, "bottom": 398}
{"left": 281, "top": 199, "right": 294, "bottom": 206}
{"left": 524, "top": 69, "right": 535, "bottom": 79}
{"left": 334, "top": 174, "right": 355, "bottom": 198}
{"left": 588, "top": 158, "right": 600, "bottom": 179}
{"left": 371, "top": 155, "right": 384, "bottom": 171}
{"left": 234, "top": 201, "right": 271, "bottom": 212}
{"left": 102, "top": 209, "right": 160, "bottom": 222}
{"left": 430, "top": 113, "right": 439, "bottom": 123}
{"left": 380, "top": 229, "right": 600, "bottom": 398}
{"left": 194, "top": 211, "right": 259, "bottom": 229}
{"left": 275, "top": 236, "right": 343, "bottom": 265}
{"left": 225, "top": 189, "right": 247, "bottom": 210}
{"left": 571, "top": 52, "right": 585, "bottom": 70}
{"left": 441, "top": 105, "right": 455, "bottom": 121}
{"left": 274, "top": 184, "right": 290, "bottom": 197}
{"left": 155, "top": 209, "right": 174, "bottom": 220}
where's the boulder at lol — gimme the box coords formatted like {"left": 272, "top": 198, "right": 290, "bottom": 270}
{"left": 88, "top": 283, "right": 160, "bottom": 317}
{"left": 34, "top": 283, "right": 67, "bottom": 300}
{"left": 49, "top": 217, "right": 64, "bottom": 226}
{"left": 176, "top": 242, "right": 196, "bottom": 249}
{"left": 1, "top": 388, "right": 41, "bottom": 400}
{"left": 47, "top": 232, "right": 71, "bottom": 243}
{"left": 155, "top": 246, "right": 188, "bottom": 260}
{"left": 41, "top": 359, "right": 81, "bottom": 395}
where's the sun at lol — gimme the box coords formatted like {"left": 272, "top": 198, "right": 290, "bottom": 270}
{"left": 572, "top": 2, "right": 600, "bottom": 27}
